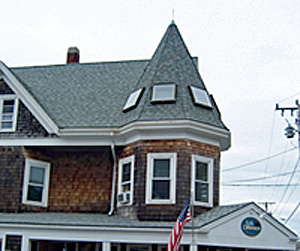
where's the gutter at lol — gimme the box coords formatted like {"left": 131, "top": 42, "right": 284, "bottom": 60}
{"left": 108, "top": 132, "right": 117, "bottom": 216}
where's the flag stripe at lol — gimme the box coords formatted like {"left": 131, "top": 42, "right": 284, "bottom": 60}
{"left": 167, "top": 200, "right": 191, "bottom": 251}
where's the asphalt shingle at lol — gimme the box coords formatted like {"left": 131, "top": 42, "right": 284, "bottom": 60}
{"left": 10, "top": 23, "right": 228, "bottom": 132}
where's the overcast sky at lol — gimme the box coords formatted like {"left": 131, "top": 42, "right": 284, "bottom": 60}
{"left": 1, "top": 0, "right": 299, "bottom": 234}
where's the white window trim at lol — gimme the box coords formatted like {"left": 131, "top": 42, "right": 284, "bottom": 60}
{"left": 189, "top": 85, "right": 212, "bottom": 108}
{"left": 191, "top": 155, "right": 213, "bottom": 207}
{"left": 117, "top": 155, "right": 135, "bottom": 206}
{"left": 151, "top": 83, "right": 176, "bottom": 102}
{"left": 22, "top": 158, "right": 51, "bottom": 207}
{"left": 123, "top": 88, "right": 144, "bottom": 112}
{"left": 146, "top": 152, "right": 176, "bottom": 205}
{"left": 0, "top": 95, "right": 19, "bottom": 132}
{"left": 2, "top": 233, "right": 23, "bottom": 251}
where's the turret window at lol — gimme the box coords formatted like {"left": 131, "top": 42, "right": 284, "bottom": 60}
{"left": 191, "top": 155, "right": 213, "bottom": 207}
{"left": 189, "top": 85, "right": 212, "bottom": 108}
{"left": 123, "top": 88, "right": 144, "bottom": 112}
{"left": 146, "top": 153, "right": 176, "bottom": 204}
{"left": 151, "top": 83, "right": 176, "bottom": 102}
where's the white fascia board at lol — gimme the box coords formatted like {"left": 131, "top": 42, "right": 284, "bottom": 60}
{"left": 0, "top": 223, "right": 207, "bottom": 245}
{"left": 60, "top": 120, "right": 231, "bottom": 150}
{"left": 1, "top": 120, "right": 231, "bottom": 150}
{"left": 0, "top": 61, "right": 59, "bottom": 134}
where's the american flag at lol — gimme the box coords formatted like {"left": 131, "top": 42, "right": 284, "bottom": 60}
{"left": 167, "top": 200, "right": 191, "bottom": 251}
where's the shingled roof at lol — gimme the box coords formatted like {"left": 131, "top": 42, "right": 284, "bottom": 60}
{"left": 9, "top": 23, "right": 228, "bottom": 131}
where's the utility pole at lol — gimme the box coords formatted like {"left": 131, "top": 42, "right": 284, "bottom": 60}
{"left": 275, "top": 100, "right": 300, "bottom": 153}
{"left": 275, "top": 99, "right": 300, "bottom": 225}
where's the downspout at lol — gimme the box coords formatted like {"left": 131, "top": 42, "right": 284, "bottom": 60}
{"left": 108, "top": 131, "right": 117, "bottom": 216}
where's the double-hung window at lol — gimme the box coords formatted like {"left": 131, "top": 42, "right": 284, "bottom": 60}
{"left": 146, "top": 153, "right": 176, "bottom": 204}
{"left": 117, "top": 155, "right": 135, "bottom": 205}
{"left": 22, "top": 159, "right": 51, "bottom": 207}
{"left": 191, "top": 155, "right": 213, "bottom": 207}
{"left": 0, "top": 95, "right": 19, "bottom": 132}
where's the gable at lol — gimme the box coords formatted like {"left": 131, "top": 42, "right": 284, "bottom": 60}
{"left": 0, "top": 61, "right": 58, "bottom": 135}
{"left": 194, "top": 203, "right": 298, "bottom": 250}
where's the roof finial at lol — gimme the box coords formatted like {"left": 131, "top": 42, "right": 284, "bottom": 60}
{"left": 171, "top": 9, "right": 175, "bottom": 25}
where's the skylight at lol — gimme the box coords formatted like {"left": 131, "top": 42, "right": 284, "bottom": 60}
{"left": 189, "top": 86, "right": 212, "bottom": 108}
{"left": 123, "top": 88, "right": 144, "bottom": 112}
{"left": 151, "top": 83, "right": 176, "bottom": 102}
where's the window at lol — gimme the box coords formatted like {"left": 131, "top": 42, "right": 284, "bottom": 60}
{"left": 189, "top": 85, "right": 212, "bottom": 108}
{"left": 151, "top": 83, "right": 176, "bottom": 102}
{"left": 191, "top": 155, "right": 213, "bottom": 207}
{"left": 0, "top": 95, "right": 19, "bottom": 132}
{"left": 123, "top": 88, "right": 144, "bottom": 112}
{"left": 117, "top": 155, "right": 135, "bottom": 205}
{"left": 22, "top": 159, "right": 51, "bottom": 207}
{"left": 4, "top": 235, "right": 23, "bottom": 251}
{"left": 146, "top": 153, "right": 176, "bottom": 204}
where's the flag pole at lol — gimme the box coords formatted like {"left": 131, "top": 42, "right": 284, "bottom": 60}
{"left": 190, "top": 189, "right": 197, "bottom": 251}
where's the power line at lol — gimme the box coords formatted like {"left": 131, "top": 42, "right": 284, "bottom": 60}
{"left": 270, "top": 141, "right": 297, "bottom": 202}
{"left": 223, "top": 169, "right": 300, "bottom": 184}
{"left": 222, "top": 147, "right": 297, "bottom": 173}
{"left": 274, "top": 157, "right": 300, "bottom": 215}
{"left": 285, "top": 202, "right": 300, "bottom": 224}
{"left": 222, "top": 183, "right": 300, "bottom": 187}
{"left": 278, "top": 91, "right": 300, "bottom": 103}
{"left": 259, "top": 112, "right": 276, "bottom": 201}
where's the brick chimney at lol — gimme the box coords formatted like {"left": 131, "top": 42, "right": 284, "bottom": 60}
{"left": 66, "top": 47, "right": 80, "bottom": 64}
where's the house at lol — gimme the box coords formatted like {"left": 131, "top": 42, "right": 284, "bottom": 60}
{"left": 0, "top": 21, "right": 298, "bottom": 251}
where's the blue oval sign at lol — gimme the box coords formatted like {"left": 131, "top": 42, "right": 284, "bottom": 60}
{"left": 241, "top": 217, "right": 262, "bottom": 237}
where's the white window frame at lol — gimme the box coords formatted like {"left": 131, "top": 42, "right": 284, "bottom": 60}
{"left": 146, "top": 153, "right": 176, "bottom": 204}
{"left": 191, "top": 155, "right": 213, "bottom": 207}
{"left": 117, "top": 155, "right": 135, "bottom": 206}
{"left": 123, "top": 88, "right": 144, "bottom": 112}
{"left": 189, "top": 85, "right": 212, "bottom": 108}
{"left": 151, "top": 83, "right": 176, "bottom": 102}
{"left": 22, "top": 158, "right": 51, "bottom": 207}
{"left": 0, "top": 95, "right": 19, "bottom": 132}
{"left": 2, "top": 233, "right": 23, "bottom": 251}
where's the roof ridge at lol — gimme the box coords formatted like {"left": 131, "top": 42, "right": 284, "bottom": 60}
{"left": 135, "top": 24, "right": 174, "bottom": 121}
{"left": 10, "top": 59, "right": 151, "bottom": 70}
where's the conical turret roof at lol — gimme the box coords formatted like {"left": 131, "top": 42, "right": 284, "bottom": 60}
{"left": 125, "top": 22, "right": 227, "bottom": 130}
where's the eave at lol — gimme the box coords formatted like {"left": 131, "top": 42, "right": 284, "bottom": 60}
{"left": 0, "top": 120, "right": 231, "bottom": 151}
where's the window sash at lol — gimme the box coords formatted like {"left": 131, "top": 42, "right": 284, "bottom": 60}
{"left": 0, "top": 96, "right": 18, "bottom": 132}
{"left": 22, "top": 159, "right": 50, "bottom": 207}
{"left": 117, "top": 155, "right": 135, "bottom": 206}
{"left": 146, "top": 153, "right": 176, "bottom": 204}
{"left": 191, "top": 155, "right": 213, "bottom": 207}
